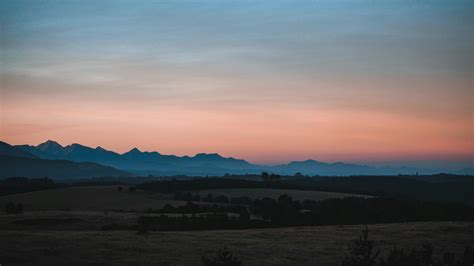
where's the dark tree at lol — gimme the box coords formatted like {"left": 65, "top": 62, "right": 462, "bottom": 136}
{"left": 193, "top": 194, "right": 202, "bottom": 202}
{"left": 5, "top": 201, "right": 16, "bottom": 214}
{"left": 294, "top": 172, "right": 303, "bottom": 177}
{"left": 458, "top": 246, "right": 474, "bottom": 265}
{"left": 5, "top": 201, "right": 23, "bottom": 214}
{"left": 137, "top": 216, "right": 150, "bottom": 238}
{"left": 342, "top": 226, "right": 379, "bottom": 266}
{"left": 16, "top": 203, "right": 23, "bottom": 214}
{"left": 269, "top": 174, "right": 281, "bottom": 182}
{"left": 202, "top": 246, "right": 242, "bottom": 266}
{"left": 261, "top": 172, "right": 269, "bottom": 181}
{"left": 204, "top": 193, "right": 214, "bottom": 202}
{"left": 238, "top": 208, "right": 250, "bottom": 222}
{"left": 162, "top": 203, "right": 175, "bottom": 213}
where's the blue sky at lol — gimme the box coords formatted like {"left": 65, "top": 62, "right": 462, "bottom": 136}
{"left": 1, "top": 0, "right": 473, "bottom": 164}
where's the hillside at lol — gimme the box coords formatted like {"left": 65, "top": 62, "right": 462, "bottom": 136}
{"left": 0, "top": 156, "right": 131, "bottom": 180}
{"left": 0, "top": 186, "right": 183, "bottom": 211}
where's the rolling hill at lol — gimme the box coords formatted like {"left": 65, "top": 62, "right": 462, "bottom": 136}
{"left": 0, "top": 155, "right": 130, "bottom": 180}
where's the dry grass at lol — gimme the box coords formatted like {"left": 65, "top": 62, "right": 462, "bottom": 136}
{"left": 0, "top": 222, "right": 472, "bottom": 265}
{"left": 0, "top": 186, "right": 471, "bottom": 265}
{"left": 195, "top": 188, "right": 370, "bottom": 201}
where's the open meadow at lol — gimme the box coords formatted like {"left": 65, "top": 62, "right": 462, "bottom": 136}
{"left": 0, "top": 221, "right": 473, "bottom": 265}
{"left": 0, "top": 185, "right": 473, "bottom": 265}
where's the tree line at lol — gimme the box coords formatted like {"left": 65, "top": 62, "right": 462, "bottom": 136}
{"left": 136, "top": 177, "right": 294, "bottom": 193}
{"left": 173, "top": 191, "right": 253, "bottom": 205}
{"left": 113, "top": 194, "right": 474, "bottom": 233}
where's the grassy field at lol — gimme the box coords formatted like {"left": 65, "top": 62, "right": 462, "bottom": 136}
{"left": 0, "top": 221, "right": 472, "bottom": 265}
{"left": 0, "top": 186, "right": 369, "bottom": 212}
{"left": 0, "top": 186, "right": 372, "bottom": 232}
{"left": 0, "top": 186, "right": 185, "bottom": 211}
{"left": 1, "top": 186, "right": 472, "bottom": 265}
{"left": 194, "top": 188, "right": 371, "bottom": 201}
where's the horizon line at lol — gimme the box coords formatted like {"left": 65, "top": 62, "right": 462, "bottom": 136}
{"left": 3, "top": 139, "right": 473, "bottom": 167}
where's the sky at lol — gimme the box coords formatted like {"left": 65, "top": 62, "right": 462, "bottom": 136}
{"left": 1, "top": 0, "right": 473, "bottom": 164}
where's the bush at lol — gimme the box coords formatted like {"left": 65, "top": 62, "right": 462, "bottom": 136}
{"left": 458, "top": 246, "right": 474, "bottom": 265}
{"left": 379, "top": 244, "right": 474, "bottom": 266}
{"left": 5, "top": 201, "right": 23, "bottom": 214}
{"left": 137, "top": 216, "right": 150, "bottom": 237}
{"left": 342, "top": 226, "right": 379, "bottom": 266}
{"left": 344, "top": 227, "right": 474, "bottom": 266}
{"left": 202, "top": 246, "right": 242, "bottom": 266}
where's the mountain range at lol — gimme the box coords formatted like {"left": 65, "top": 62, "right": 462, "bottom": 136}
{"left": 0, "top": 141, "right": 130, "bottom": 179}
{"left": 0, "top": 140, "right": 471, "bottom": 179}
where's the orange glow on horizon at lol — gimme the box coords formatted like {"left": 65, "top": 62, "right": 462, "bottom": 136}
{"left": 1, "top": 98, "right": 472, "bottom": 164}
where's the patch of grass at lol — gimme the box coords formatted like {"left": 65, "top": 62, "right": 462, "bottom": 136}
{"left": 0, "top": 222, "right": 472, "bottom": 265}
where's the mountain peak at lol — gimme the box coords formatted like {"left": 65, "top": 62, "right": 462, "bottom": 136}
{"left": 127, "top": 147, "right": 142, "bottom": 154}
{"left": 70, "top": 143, "right": 86, "bottom": 148}
{"left": 290, "top": 159, "right": 320, "bottom": 164}
{"left": 194, "top": 153, "right": 223, "bottom": 159}
{"left": 66, "top": 143, "right": 92, "bottom": 151}
{"left": 37, "top": 140, "right": 63, "bottom": 153}
{"left": 39, "top": 140, "right": 62, "bottom": 147}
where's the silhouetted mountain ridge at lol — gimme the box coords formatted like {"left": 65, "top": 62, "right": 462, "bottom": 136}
{"left": 0, "top": 142, "right": 130, "bottom": 179}
{"left": 0, "top": 141, "right": 38, "bottom": 159}
{"left": 15, "top": 140, "right": 257, "bottom": 175}
{"left": 0, "top": 155, "right": 130, "bottom": 179}
{"left": 10, "top": 140, "right": 472, "bottom": 176}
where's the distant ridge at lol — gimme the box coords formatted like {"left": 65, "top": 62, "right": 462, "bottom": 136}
{"left": 0, "top": 141, "right": 130, "bottom": 179}
{"left": 0, "top": 141, "right": 38, "bottom": 159}
{"left": 0, "top": 155, "right": 131, "bottom": 179}
{"left": 8, "top": 140, "right": 471, "bottom": 176}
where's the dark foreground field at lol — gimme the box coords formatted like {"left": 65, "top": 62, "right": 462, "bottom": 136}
{"left": 1, "top": 221, "right": 473, "bottom": 265}
{"left": 1, "top": 179, "right": 473, "bottom": 265}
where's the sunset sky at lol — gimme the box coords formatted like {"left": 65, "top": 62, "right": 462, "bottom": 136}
{"left": 1, "top": 0, "right": 473, "bottom": 164}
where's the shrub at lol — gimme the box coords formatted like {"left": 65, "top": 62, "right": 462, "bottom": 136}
{"left": 5, "top": 201, "right": 23, "bottom": 214}
{"left": 202, "top": 246, "right": 242, "bottom": 266}
{"left": 342, "top": 226, "right": 379, "bottom": 266}
{"left": 5, "top": 201, "right": 16, "bottom": 214}
{"left": 344, "top": 227, "right": 474, "bottom": 266}
{"left": 137, "top": 217, "right": 150, "bottom": 238}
